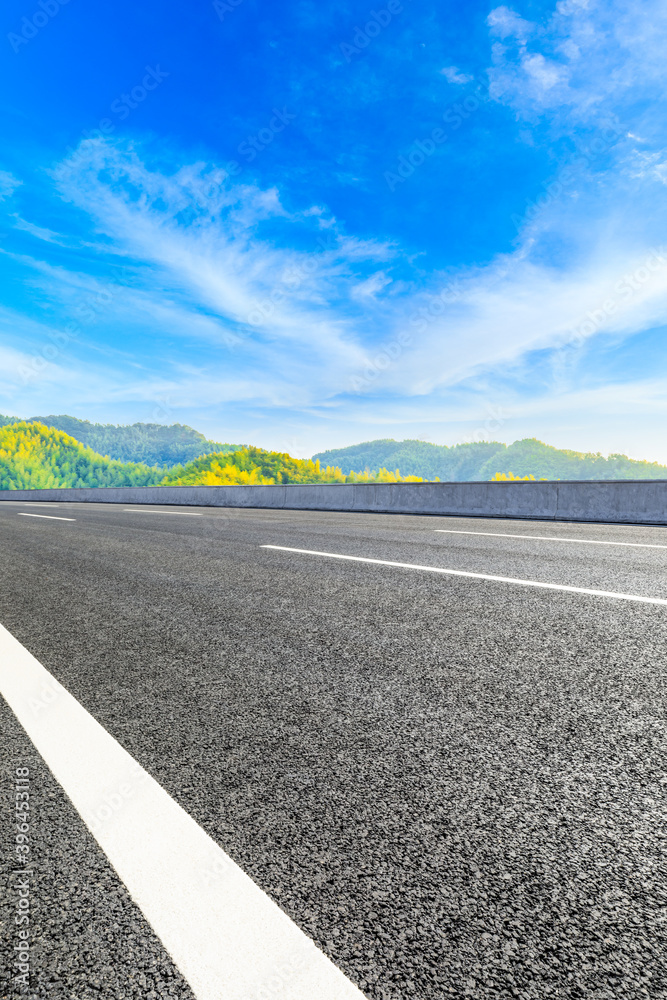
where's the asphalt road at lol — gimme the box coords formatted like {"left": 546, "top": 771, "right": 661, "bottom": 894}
{"left": 1, "top": 502, "right": 666, "bottom": 999}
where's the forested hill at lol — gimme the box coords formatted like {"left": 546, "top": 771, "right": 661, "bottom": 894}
{"left": 0, "top": 414, "right": 240, "bottom": 466}
{"left": 0, "top": 423, "right": 424, "bottom": 490}
{"left": 312, "top": 439, "right": 505, "bottom": 480}
{"left": 0, "top": 422, "right": 166, "bottom": 490}
{"left": 161, "top": 448, "right": 422, "bottom": 486}
{"left": 4, "top": 417, "right": 667, "bottom": 485}
{"left": 313, "top": 437, "right": 667, "bottom": 481}
{"left": 476, "top": 439, "right": 667, "bottom": 481}
{"left": 314, "top": 439, "right": 505, "bottom": 481}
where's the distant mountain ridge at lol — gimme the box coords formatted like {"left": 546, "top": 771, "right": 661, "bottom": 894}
{"left": 0, "top": 422, "right": 422, "bottom": 490}
{"left": 313, "top": 437, "right": 667, "bottom": 481}
{"left": 3, "top": 414, "right": 666, "bottom": 482}
{"left": 0, "top": 413, "right": 241, "bottom": 467}
{"left": 313, "top": 439, "right": 504, "bottom": 481}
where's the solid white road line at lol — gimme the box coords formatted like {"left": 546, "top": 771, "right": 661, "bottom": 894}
{"left": 0, "top": 623, "right": 363, "bottom": 1000}
{"left": 262, "top": 545, "right": 667, "bottom": 607}
{"left": 435, "top": 528, "right": 667, "bottom": 549}
{"left": 17, "top": 513, "right": 75, "bottom": 521}
{"left": 123, "top": 509, "right": 203, "bottom": 516}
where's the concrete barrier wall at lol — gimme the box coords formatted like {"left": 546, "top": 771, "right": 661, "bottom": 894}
{"left": 2, "top": 480, "right": 667, "bottom": 524}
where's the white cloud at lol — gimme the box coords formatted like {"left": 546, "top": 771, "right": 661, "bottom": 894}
{"left": 629, "top": 148, "right": 667, "bottom": 186}
{"left": 0, "top": 170, "right": 21, "bottom": 201}
{"left": 350, "top": 271, "right": 392, "bottom": 300}
{"left": 487, "top": 0, "right": 667, "bottom": 120}
{"left": 12, "top": 216, "right": 69, "bottom": 244}
{"left": 4, "top": 112, "right": 667, "bottom": 453}
{"left": 440, "top": 66, "right": 473, "bottom": 85}
{"left": 51, "top": 141, "right": 387, "bottom": 379}
{"left": 398, "top": 241, "right": 667, "bottom": 396}
{"left": 487, "top": 6, "right": 535, "bottom": 41}
{"left": 521, "top": 52, "right": 568, "bottom": 93}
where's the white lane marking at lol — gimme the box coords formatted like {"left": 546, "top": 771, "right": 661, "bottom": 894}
{"left": 17, "top": 513, "right": 75, "bottom": 522}
{"left": 0, "top": 624, "right": 363, "bottom": 1000}
{"left": 435, "top": 528, "right": 667, "bottom": 550}
{"left": 123, "top": 509, "right": 203, "bottom": 516}
{"left": 262, "top": 545, "right": 667, "bottom": 607}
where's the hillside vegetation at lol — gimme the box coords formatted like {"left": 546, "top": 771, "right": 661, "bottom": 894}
{"left": 313, "top": 439, "right": 504, "bottom": 481}
{"left": 0, "top": 414, "right": 240, "bottom": 466}
{"left": 3, "top": 419, "right": 667, "bottom": 489}
{"left": 0, "top": 423, "right": 423, "bottom": 490}
{"left": 479, "top": 438, "right": 667, "bottom": 480}
{"left": 314, "top": 437, "right": 667, "bottom": 481}
{"left": 0, "top": 422, "right": 165, "bottom": 490}
{"left": 161, "top": 447, "right": 423, "bottom": 485}
{"left": 29, "top": 414, "right": 241, "bottom": 466}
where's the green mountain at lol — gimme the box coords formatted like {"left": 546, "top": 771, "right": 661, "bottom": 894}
{"left": 0, "top": 414, "right": 240, "bottom": 467}
{"left": 162, "top": 446, "right": 422, "bottom": 486}
{"left": 313, "top": 437, "right": 667, "bottom": 481}
{"left": 0, "top": 421, "right": 166, "bottom": 490}
{"left": 3, "top": 415, "right": 667, "bottom": 485}
{"left": 476, "top": 438, "right": 667, "bottom": 481}
{"left": 313, "top": 439, "right": 505, "bottom": 481}
{"left": 0, "top": 422, "right": 422, "bottom": 490}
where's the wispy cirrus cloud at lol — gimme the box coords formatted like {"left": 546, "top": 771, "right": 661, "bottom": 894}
{"left": 439, "top": 66, "right": 474, "bottom": 85}
{"left": 487, "top": 0, "right": 667, "bottom": 121}
{"left": 5, "top": 0, "right": 667, "bottom": 460}
{"left": 51, "top": 140, "right": 394, "bottom": 373}
{"left": 4, "top": 120, "right": 667, "bottom": 438}
{"left": 0, "top": 170, "right": 21, "bottom": 201}
{"left": 11, "top": 215, "right": 70, "bottom": 245}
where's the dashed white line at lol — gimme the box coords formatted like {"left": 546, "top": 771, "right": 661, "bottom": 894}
{"left": 123, "top": 509, "right": 203, "bottom": 516}
{"left": 4, "top": 501, "right": 62, "bottom": 506}
{"left": 434, "top": 528, "right": 667, "bottom": 549}
{"left": 17, "top": 513, "right": 75, "bottom": 521}
{"left": 0, "top": 622, "right": 363, "bottom": 1000}
{"left": 262, "top": 545, "right": 667, "bottom": 607}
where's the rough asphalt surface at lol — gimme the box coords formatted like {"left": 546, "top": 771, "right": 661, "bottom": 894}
{"left": 1, "top": 502, "right": 666, "bottom": 1000}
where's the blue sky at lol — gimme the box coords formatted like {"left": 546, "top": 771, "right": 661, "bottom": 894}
{"left": 2, "top": 0, "right": 667, "bottom": 460}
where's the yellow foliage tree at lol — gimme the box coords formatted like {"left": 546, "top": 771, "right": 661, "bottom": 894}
{"left": 490, "top": 471, "right": 547, "bottom": 481}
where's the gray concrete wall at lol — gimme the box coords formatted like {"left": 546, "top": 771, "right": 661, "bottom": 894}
{"left": 2, "top": 480, "right": 667, "bottom": 524}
